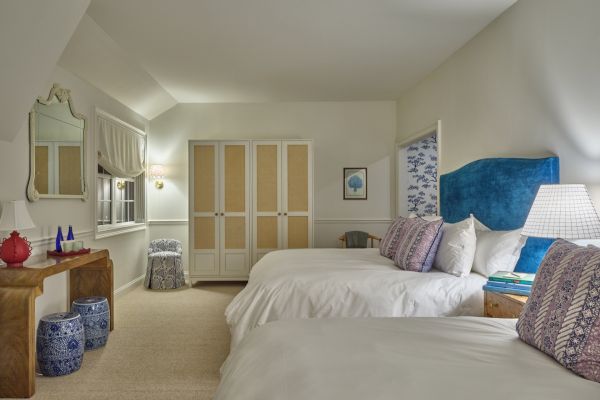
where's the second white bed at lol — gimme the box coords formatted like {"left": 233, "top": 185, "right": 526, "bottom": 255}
{"left": 216, "top": 317, "right": 600, "bottom": 400}
{"left": 226, "top": 248, "right": 486, "bottom": 348}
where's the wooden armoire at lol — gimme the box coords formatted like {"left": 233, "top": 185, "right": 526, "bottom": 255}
{"left": 188, "top": 140, "right": 313, "bottom": 283}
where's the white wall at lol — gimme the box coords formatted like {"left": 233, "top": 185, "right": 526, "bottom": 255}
{"left": 0, "top": 65, "right": 149, "bottom": 324}
{"left": 0, "top": 0, "right": 89, "bottom": 142}
{"left": 148, "top": 102, "right": 396, "bottom": 267}
{"left": 396, "top": 0, "right": 600, "bottom": 207}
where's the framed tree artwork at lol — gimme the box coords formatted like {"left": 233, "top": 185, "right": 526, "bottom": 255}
{"left": 343, "top": 167, "right": 367, "bottom": 200}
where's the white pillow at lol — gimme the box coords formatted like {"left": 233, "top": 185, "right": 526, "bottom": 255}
{"left": 433, "top": 216, "right": 477, "bottom": 277}
{"left": 472, "top": 215, "right": 490, "bottom": 231}
{"left": 472, "top": 229, "right": 526, "bottom": 277}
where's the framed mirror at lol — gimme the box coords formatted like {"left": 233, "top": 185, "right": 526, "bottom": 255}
{"left": 27, "top": 84, "right": 88, "bottom": 201}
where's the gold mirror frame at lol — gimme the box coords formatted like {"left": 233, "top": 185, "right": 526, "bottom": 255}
{"left": 27, "top": 83, "right": 88, "bottom": 202}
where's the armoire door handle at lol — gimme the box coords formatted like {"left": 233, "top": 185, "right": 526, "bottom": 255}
{"left": 284, "top": 213, "right": 288, "bottom": 216}
{"left": 214, "top": 212, "right": 218, "bottom": 216}
{"left": 277, "top": 212, "right": 281, "bottom": 216}
{"left": 220, "top": 212, "right": 224, "bottom": 216}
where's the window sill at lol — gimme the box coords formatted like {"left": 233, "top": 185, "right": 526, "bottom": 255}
{"left": 95, "top": 223, "right": 146, "bottom": 240}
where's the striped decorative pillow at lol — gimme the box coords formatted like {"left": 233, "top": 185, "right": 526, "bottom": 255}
{"left": 393, "top": 217, "right": 444, "bottom": 272}
{"left": 379, "top": 217, "right": 408, "bottom": 259}
{"left": 516, "top": 239, "right": 600, "bottom": 383}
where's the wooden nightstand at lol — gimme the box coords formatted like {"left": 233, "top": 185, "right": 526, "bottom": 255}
{"left": 484, "top": 291, "right": 528, "bottom": 318}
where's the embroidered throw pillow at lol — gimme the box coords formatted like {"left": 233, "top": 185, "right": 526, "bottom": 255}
{"left": 393, "top": 217, "right": 444, "bottom": 272}
{"left": 379, "top": 217, "right": 408, "bottom": 259}
{"left": 516, "top": 239, "right": 600, "bottom": 383}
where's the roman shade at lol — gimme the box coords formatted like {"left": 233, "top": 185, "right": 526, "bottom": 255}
{"left": 97, "top": 115, "right": 145, "bottom": 178}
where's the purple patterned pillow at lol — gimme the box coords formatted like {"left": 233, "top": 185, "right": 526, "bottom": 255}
{"left": 380, "top": 217, "right": 408, "bottom": 259}
{"left": 393, "top": 217, "right": 444, "bottom": 272}
{"left": 516, "top": 239, "right": 600, "bottom": 383}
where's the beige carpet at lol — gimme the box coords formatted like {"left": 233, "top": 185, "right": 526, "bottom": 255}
{"left": 31, "top": 282, "right": 244, "bottom": 400}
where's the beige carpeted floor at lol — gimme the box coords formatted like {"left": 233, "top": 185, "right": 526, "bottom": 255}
{"left": 31, "top": 282, "right": 245, "bottom": 400}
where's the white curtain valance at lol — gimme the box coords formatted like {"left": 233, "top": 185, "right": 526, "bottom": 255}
{"left": 97, "top": 115, "right": 145, "bottom": 178}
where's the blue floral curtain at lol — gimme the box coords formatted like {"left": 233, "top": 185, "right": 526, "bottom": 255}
{"left": 406, "top": 134, "right": 438, "bottom": 216}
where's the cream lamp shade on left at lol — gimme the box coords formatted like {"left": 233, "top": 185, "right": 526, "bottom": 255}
{"left": 0, "top": 200, "right": 35, "bottom": 268}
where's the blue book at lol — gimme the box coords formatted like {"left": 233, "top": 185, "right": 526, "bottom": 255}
{"left": 489, "top": 271, "right": 535, "bottom": 285}
{"left": 483, "top": 284, "right": 531, "bottom": 296}
{"left": 486, "top": 281, "right": 533, "bottom": 291}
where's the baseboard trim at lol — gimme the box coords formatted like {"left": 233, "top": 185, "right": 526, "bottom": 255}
{"left": 115, "top": 274, "right": 145, "bottom": 297}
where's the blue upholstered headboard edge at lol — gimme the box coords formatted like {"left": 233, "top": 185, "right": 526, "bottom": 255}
{"left": 439, "top": 156, "right": 560, "bottom": 273}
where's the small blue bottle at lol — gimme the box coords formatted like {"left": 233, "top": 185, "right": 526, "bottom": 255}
{"left": 56, "top": 226, "right": 64, "bottom": 252}
{"left": 67, "top": 225, "right": 74, "bottom": 241}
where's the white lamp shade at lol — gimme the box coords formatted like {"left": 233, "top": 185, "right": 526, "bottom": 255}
{"left": 149, "top": 164, "right": 165, "bottom": 179}
{"left": 522, "top": 184, "right": 600, "bottom": 239}
{"left": 0, "top": 200, "right": 35, "bottom": 231}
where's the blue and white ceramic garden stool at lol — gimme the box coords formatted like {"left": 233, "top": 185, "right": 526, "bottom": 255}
{"left": 71, "top": 296, "right": 110, "bottom": 351}
{"left": 36, "top": 312, "right": 84, "bottom": 377}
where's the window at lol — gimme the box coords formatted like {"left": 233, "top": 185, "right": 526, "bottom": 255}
{"left": 97, "top": 166, "right": 112, "bottom": 226}
{"left": 95, "top": 109, "right": 146, "bottom": 238}
{"left": 97, "top": 165, "right": 140, "bottom": 226}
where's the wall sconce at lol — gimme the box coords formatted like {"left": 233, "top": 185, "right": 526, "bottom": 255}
{"left": 149, "top": 164, "right": 165, "bottom": 189}
{"left": 116, "top": 180, "right": 126, "bottom": 190}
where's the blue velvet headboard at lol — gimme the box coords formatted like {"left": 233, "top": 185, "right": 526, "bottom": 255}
{"left": 439, "top": 156, "right": 559, "bottom": 273}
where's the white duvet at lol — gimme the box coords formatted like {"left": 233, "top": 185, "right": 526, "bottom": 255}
{"left": 225, "top": 248, "right": 487, "bottom": 348}
{"left": 216, "top": 317, "right": 600, "bottom": 400}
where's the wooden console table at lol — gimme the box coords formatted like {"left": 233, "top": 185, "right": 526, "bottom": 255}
{"left": 0, "top": 249, "right": 114, "bottom": 398}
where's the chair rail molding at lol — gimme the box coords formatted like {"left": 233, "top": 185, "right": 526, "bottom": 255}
{"left": 148, "top": 219, "right": 189, "bottom": 225}
{"left": 148, "top": 218, "right": 392, "bottom": 225}
{"left": 314, "top": 218, "right": 393, "bottom": 224}
{"left": 28, "top": 229, "right": 94, "bottom": 248}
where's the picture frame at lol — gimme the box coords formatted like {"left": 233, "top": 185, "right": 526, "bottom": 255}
{"left": 343, "top": 167, "right": 367, "bottom": 200}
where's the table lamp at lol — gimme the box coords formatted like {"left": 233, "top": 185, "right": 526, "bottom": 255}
{"left": 522, "top": 184, "right": 600, "bottom": 240}
{"left": 0, "top": 200, "right": 35, "bottom": 268}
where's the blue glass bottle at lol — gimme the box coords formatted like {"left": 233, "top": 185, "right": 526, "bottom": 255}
{"left": 56, "top": 226, "right": 64, "bottom": 252}
{"left": 67, "top": 225, "right": 74, "bottom": 241}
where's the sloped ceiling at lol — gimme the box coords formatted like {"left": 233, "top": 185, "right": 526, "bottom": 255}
{"left": 0, "top": 0, "right": 90, "bottom": 142}
{"left": 78, "top": 0, "right": 516, "bottom": 104}
{"left": 58, "top": 15, "right": 177, "bottom": 120}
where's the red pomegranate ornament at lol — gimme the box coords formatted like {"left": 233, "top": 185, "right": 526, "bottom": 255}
{"left": 0, "top": 231, "right": 32, "bottom": 268}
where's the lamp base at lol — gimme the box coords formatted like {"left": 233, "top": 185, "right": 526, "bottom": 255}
{"left": 1, "top": 231, "right": 32, "bottom": 268}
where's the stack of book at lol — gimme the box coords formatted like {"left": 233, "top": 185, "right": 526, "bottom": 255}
{"left": 483, "top": 271, "right": 535, "bottom": 296}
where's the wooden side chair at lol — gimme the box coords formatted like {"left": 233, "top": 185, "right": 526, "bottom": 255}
{"left": 338, "top": 231, "right": 381, "bottom": 248}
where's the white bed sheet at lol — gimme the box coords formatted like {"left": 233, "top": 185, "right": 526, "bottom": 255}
{"left": 216, "top": 317, "right": 600, "bottom": 400}
{"left": 226, "top": 248, "right": 487, "bottom": 348}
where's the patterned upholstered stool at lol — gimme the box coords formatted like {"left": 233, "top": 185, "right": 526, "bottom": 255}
{"left": 144, "top": 239, "right": 185, "bottom": 290}
{"left": 72, "top": 297, "right": 110, "bottom": 351}
{"left": 36, "top": 312, "right": 84, "bottom": 376}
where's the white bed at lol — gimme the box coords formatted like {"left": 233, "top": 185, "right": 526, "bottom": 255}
{"left": 216, "top": 317, "right": 600, "bottom": 400}
{"left": 226, "top": 248, "right": 487, "bottom": 348}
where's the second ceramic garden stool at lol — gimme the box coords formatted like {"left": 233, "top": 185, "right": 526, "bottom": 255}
{"left": 72, "top": 296, "right": 110, "bottom": 351}
{"left": 36, "top": 312, "right": 85, "bottom": 376}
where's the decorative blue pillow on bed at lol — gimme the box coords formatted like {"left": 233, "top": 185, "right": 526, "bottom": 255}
{"left": 513, "top": 238, "right": 555, "bottom": 273}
